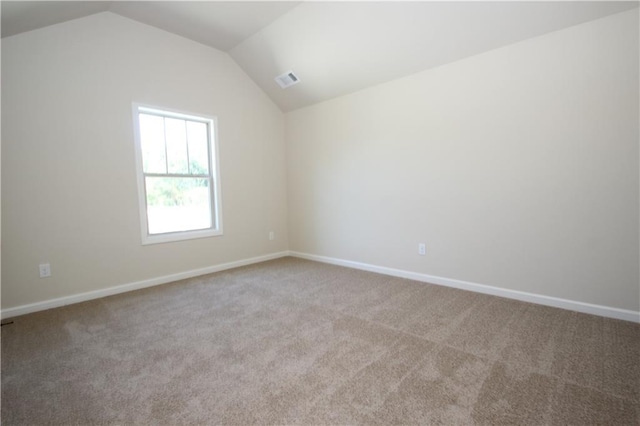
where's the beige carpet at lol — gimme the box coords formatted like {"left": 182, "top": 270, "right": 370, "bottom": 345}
{"left": 2, "top": 257, "right": 639, "bottom": 424}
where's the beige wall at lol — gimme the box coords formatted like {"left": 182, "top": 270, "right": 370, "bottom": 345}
{"left": 2, "top": 12, "right": 288, "bottom": 309}
{"left": 286, "top": 10, "right": 639, "bottom": 311}
{"left": 2, "top": 9, "right": 638, "bottom": 315}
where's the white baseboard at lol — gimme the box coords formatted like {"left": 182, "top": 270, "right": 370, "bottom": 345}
{"left": 4, "top": 250, "right": 638, "bottom": 324}
{"left": 1, "top": 251, "right": 290, "bottom": 320}
{"left": 290, "top": 251, "right": 640, "bottom": 323}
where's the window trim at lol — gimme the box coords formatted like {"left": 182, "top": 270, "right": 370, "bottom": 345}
{"left": 132, "top": 102, "right": 223, "bottom": 245}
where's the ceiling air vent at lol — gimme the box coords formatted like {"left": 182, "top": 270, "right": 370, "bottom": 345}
{"left": 275, "top": 71, "right": 300, "bottom": 89}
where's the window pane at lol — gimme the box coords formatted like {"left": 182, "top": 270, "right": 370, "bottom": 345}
{"left": 139, "top": 114, "right": 166, "bottom": 173}
{"left": 186, "top": 121, "right": 210, "bottom": 174}
{"left": 165, "top": 118, "right": 189, "bottom": 174}
{"left": 145, "top": 177, "right": 212, "bottom": 234}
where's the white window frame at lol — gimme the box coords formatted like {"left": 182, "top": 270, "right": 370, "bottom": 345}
{"left": 132, "top": 102, "right": 223, "bottom": 245}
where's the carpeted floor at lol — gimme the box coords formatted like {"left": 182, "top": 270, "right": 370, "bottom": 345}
{"left": 2, "top": 257, "right": 639, "bottom": 424}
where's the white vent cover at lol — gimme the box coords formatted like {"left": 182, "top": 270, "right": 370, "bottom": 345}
{"left": 275, "top": 71, "right": 300, "bottom": 89}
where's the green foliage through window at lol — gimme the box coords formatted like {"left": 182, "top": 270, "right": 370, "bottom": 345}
{"left": 135, "top": 105, "right": 219, "bottom": 237}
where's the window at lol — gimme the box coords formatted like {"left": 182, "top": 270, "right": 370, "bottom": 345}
{"left": 132, "top": 104, "right": 222, "bottom": 244}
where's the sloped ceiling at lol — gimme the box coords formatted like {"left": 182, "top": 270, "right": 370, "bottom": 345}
{"left": 2, "top": 1, "right": 638, "bottom": 112}
{"left": 0, "top": 1, "right": 301, "bottom": 50}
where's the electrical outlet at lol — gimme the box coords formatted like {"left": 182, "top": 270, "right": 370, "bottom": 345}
{"left": 39, "top": 263, "right": 51, "bottom": 278}
{"left": 269, "top": 231, "right": 275, "bottom": 241}
{"left": 418, "top": 243, "right": 426, "bottom": 256}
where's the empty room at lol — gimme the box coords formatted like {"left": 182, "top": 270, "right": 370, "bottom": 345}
{"left": 1, "top": 1, "right": 639, "bottom": 424}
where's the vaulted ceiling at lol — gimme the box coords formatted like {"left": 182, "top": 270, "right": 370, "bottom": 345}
{"left": 2, "top": 1, "right": 637, "bottom": 112}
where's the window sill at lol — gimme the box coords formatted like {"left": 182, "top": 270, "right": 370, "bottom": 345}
{"left": 141, "top": 228, "right": 223, "bottom": 245}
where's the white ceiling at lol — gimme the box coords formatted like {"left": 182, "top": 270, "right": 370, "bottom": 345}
{"left": 1, "top": 1, "right": 301, "bottom": 50}
{"left": 2, "top": 1, "right": 638, "bottom": 112}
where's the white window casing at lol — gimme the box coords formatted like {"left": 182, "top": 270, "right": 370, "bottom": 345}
{"left": 132, "top": 103, "right": 223, "bottom": 245}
